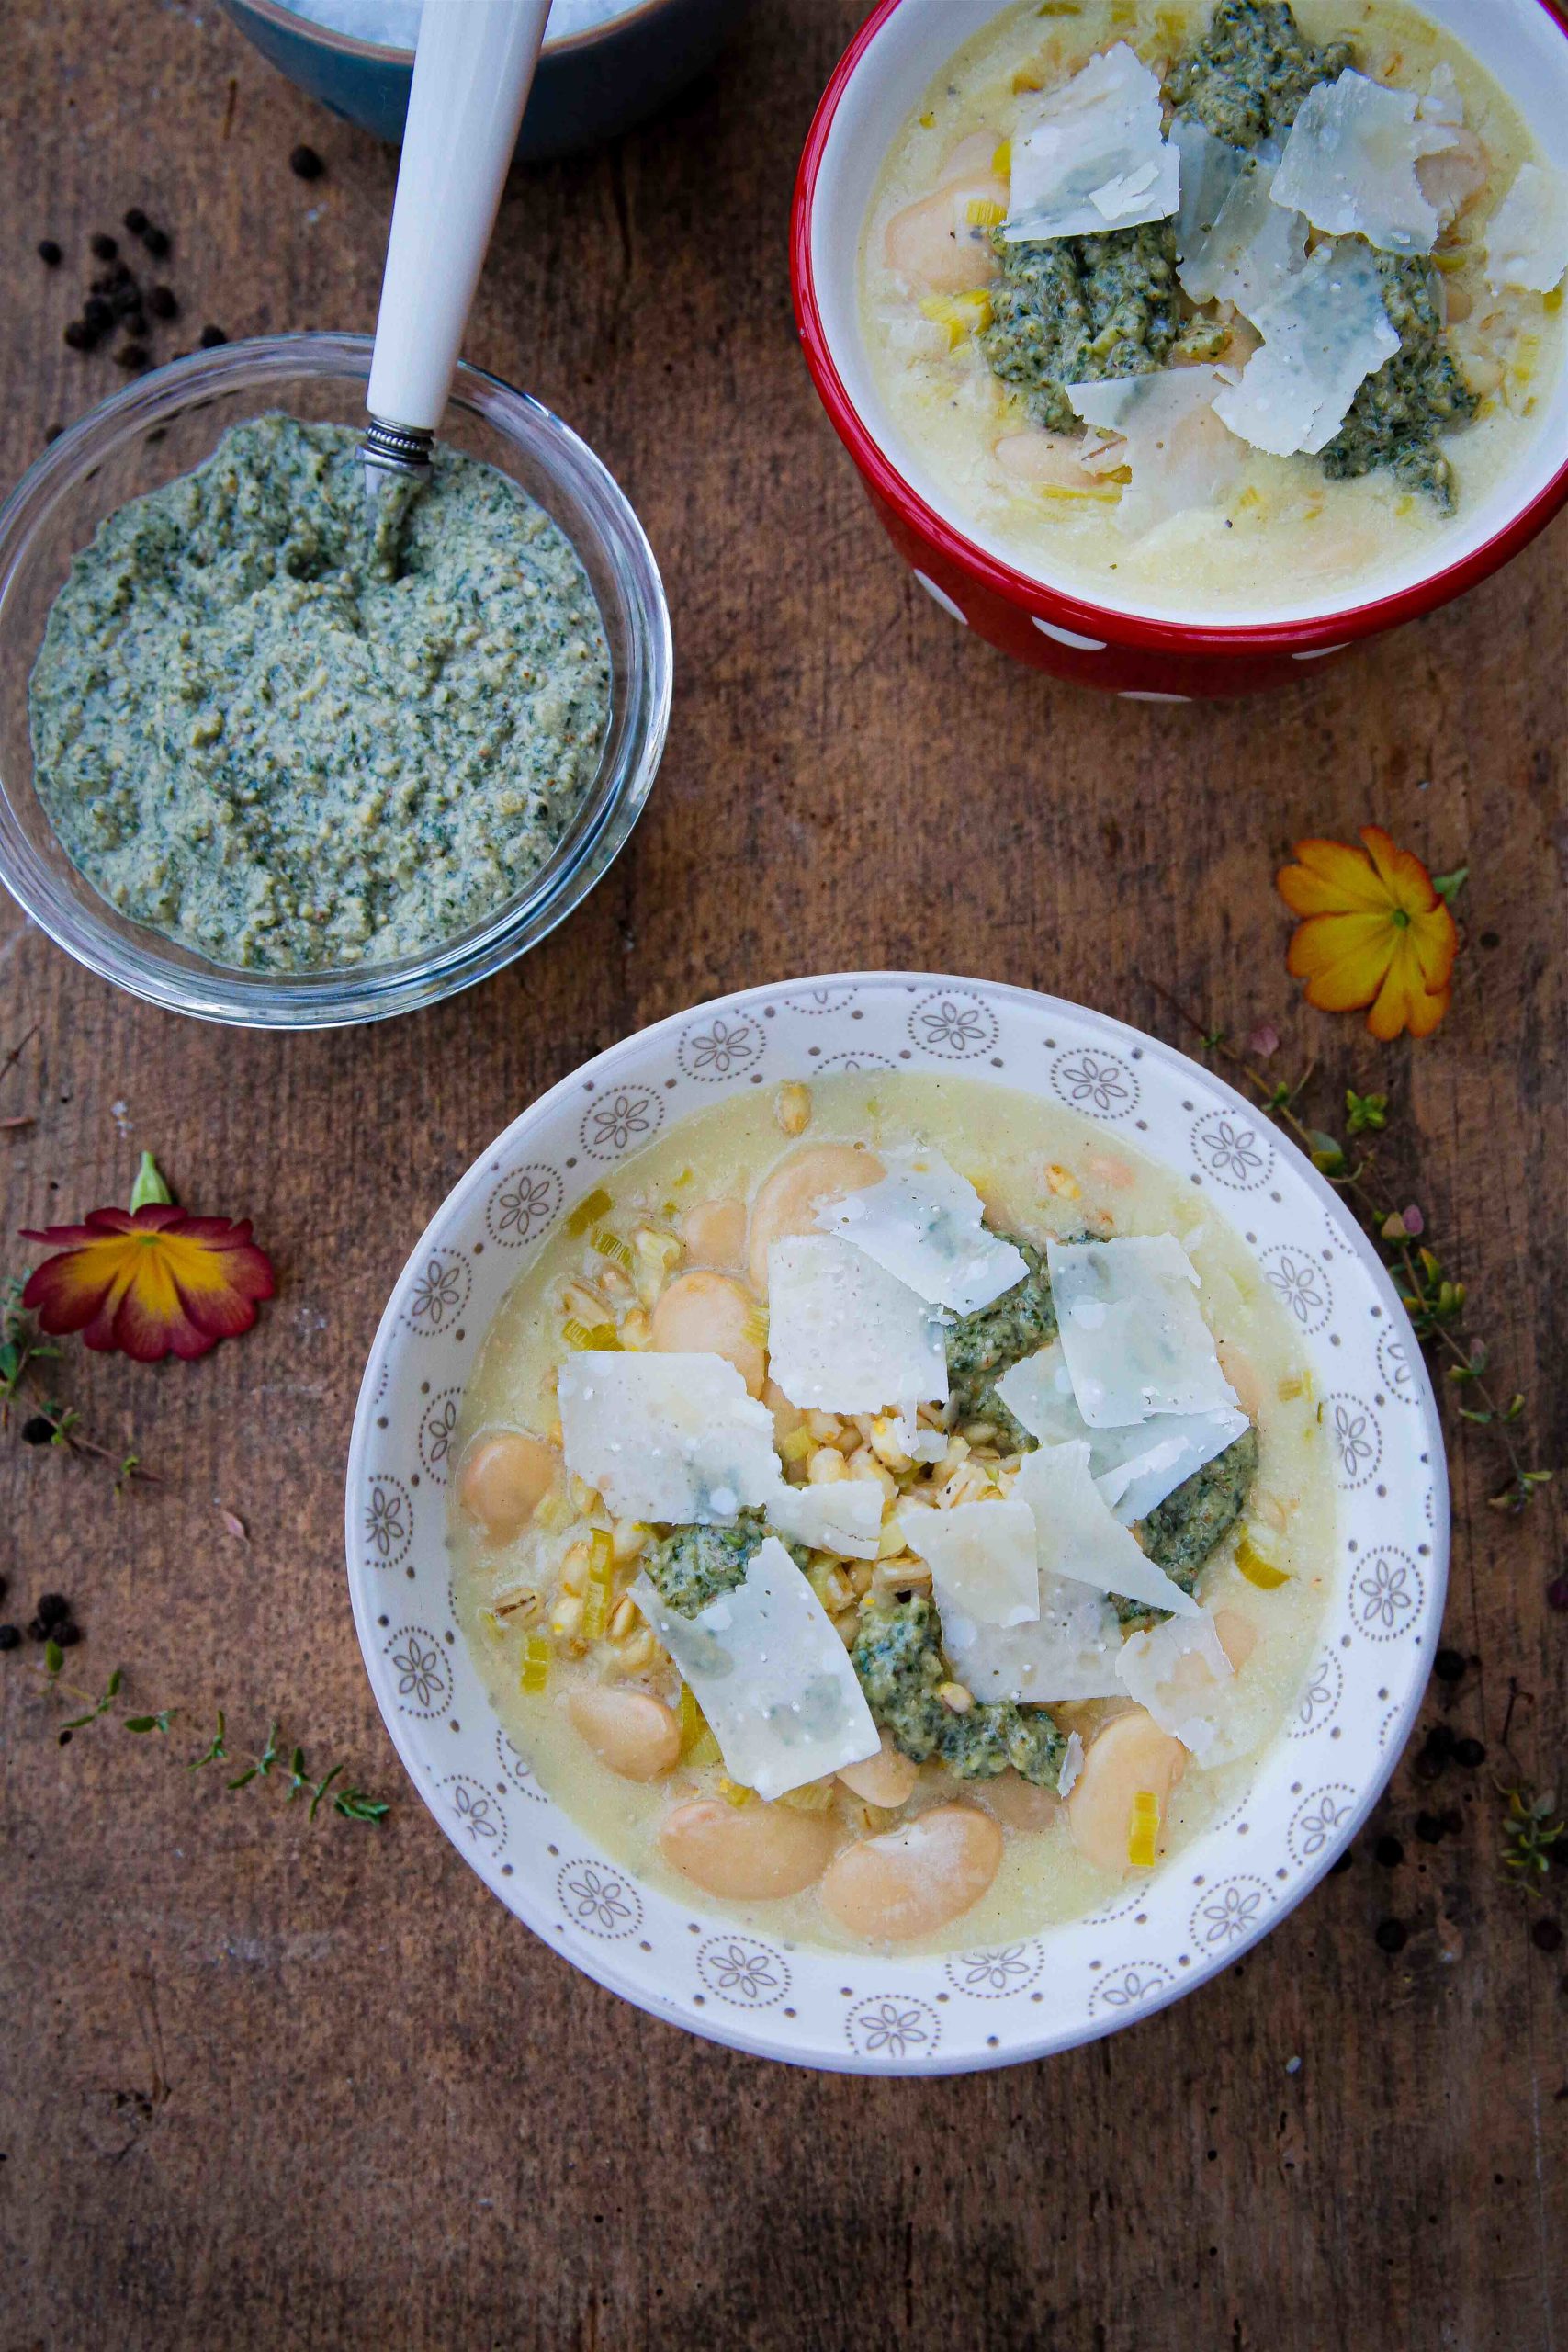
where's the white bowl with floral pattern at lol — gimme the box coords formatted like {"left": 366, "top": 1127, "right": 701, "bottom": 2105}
{"left": 345, "top": 973, "right": 1448, "bottom": 2075}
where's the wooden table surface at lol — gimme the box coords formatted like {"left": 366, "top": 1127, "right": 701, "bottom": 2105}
{"left": 1, "top": 5, "right": 1563, "bottom": 2346}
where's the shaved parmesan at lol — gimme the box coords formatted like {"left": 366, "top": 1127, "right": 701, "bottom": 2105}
{"left": 995, "top": 1341, "right": 1248, "bottom": 1523}
{"left": 1484, "top": 161, "right": 1568, "bottom": 294}
{"left": 1115, "top": 1611, "right": 1234, "bottom": 1757}
{"left": 818, "top": 1146, "right": 1027, "bottom": 1316}
{"left": 1044, "top": 1236, "right": 1241, "bottom": 1429}
{"left": 1418, "top": 62, "right": 1464, "bottom": 129}
{"left": 1011, "top": 1442, "right": 1200, "bottom": 1618}
{"left": 1270, "top": 69, "right": 1456, "bottom": 255}
{"left": 1003, "top": 42, "right": 1179, "bottom": 243}
{"left": 1065, "top": 368, "right": 1244, "bottom": 536}
{"left": 769, "top": 1476, "right": 885, "bottom": 1561}
{"left": 895, "top": 1498, "right": 1041, "bottom": 1642}
{"left": 1213, "top": 239, "right": 1399, "bottom": 457}
{"left": 765, "top": 1234, "right": 949, "bottom": 1416}
{"left": 558, "top": 1351, "right": 780, "bottom": 1525}
{"left": 1178, "top": 141, "right": 1308, "bottom": 322}
{"left": 1056, "top": 1729, "right": 1085, "bottom": 1799}
{"left": 934, "top": 1564, "right": 1127, "bottom": 1704}
{"left": 1173, "top": 117, "right": 1247, "bottom": 260}
{"left": 633, "top": 1537, "right": 877, "bottom": 1799}
{"left": 889, "top": 1412, "right": 950, "bottom": 1464}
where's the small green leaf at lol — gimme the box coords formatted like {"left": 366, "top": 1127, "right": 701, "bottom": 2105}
{"left": 1431, "top": 866, "right": 1469, "bottom": 907}
{"left": 44, "top": 1638, "right": 63, "bottom": 1678}
{"left": 1306, "top": 1129, "right": 1346, "bottom": 1175}
{"left": 129, "top": 1150, "right": 173, "bottom": 1213}
{"left": 1346, "top": 1089, "right": 1388, "bottom": 1136}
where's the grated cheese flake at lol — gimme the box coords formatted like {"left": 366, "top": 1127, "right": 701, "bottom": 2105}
{"left": 895, "top": 1498, "right": 1041, "bottom": 1639}
{"left": 768, "top": 1476, "right": 885, "bottom": 1561}
{"left": 995, "top": 1340, "right": 1249, "bottom": 1523}
{"left": 1178, "top": 139, "right": 1308, "bottom": 322}
{"left": 632, "top": 1536, "right": 878, "bottom": 1800}
{"left": 1483, "top": 161, "right": 1568, "bottom": 295}
{"left": 1011, "top": 1441, "right": 1200, "bottom": 1618}
{"left": 1270, "top": 68, "right": 1457, "bottom": 255}
{"left": 1213, "top": 238, "right": 1400, "bottom": 458}
{"left": 1056, "top": 1729, "right": 1085, "bottom": 1799}
{"left": 1064, "top": 368, "right": 1244, "bottom": 536}
{"left": 1002, "top": 41, "right": 1179, "bottom": 243}
{"left": 817, "top": 1143, "right": 1027, "bottom": 1315}
{"left": 1044, "top": 1235, "right": 1241, "bottom": 1429}
{"left": 558, "top": 1351, "right": 781, "bottom": 1526}
{"left": 1115, "top": 1609, "right": 1234, "bottom": 1757}
{"left": 765, "top": 1233, "right": 950, "bottom": 1416}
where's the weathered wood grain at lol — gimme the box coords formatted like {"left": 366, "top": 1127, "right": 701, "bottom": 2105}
{"left": 0, "top": 5, "right": 1563, "bottom": 2346}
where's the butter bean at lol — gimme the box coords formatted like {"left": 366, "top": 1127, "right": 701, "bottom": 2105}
{"left": 658, "top": 1798, "right": 836, "bottom": 1899}
{"left": 1213, "top": 1608, "right": 1258, "bottom": 1672}
{"left": 649, "top": 1269, "right": 765, "bottom": 1396}
{"left": 1067, "top": 1710, "right": 1187, "bottom": 1874}
{"left": 747, "top": 1145, "right": 884, "bottom": 1295}
{"left": 681, "top": 1196, "right": 748, "bottom": 1269}
{"left": 837, "top": 1728, "right": 919, "bottom": 1808}
{"left": 819, "top": 1804, "right": 1003, "bottom": 1942}
{"left": 884, "top": 177, "right": 1008, "bottom": 294}
{"left": 568, "top": 1688, "right": 681, "bottom": 1782}
{"left": 457, "top": 1429, "right": 556, "bottom": 1544}
{"left": 981, "top": 1771, "right": 1060, "bottom": 1833}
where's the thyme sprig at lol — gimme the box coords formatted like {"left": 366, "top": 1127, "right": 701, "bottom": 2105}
{"left": 1499, "top": 1783, "right": 1565, "bottom": 1894}
{"left": 1, "top": 1276, "right": 155, "bottom": 1488}
{"left": 1145, "top": 981, "right": 1551, "bottom": 1514}
{"left": 42, "top": 1668, "right": 389, "bottom": 1826}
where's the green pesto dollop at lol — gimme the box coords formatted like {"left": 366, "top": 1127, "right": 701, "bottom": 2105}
{"left": 643, "top": 1512, "right": 810, "bottom": 1619}
{"left": 1165, "top": 0, "right": 1354, "bottom": 146}
{"left": 29, "top": 413, "right": 610, "bottom": 973}
{"left": 978, "top": 223, "right": 1187, "bottom": 435}
{"left": 1117, "top": 1425, "right": 1260, "bottom": 1627}
{"left": 851, "top": 1593, "right": 1067, "bottom": 1787}
{"left": 1319, "top": 250, "right": 1479, "bottom": 513}
{"left": 944, "top": 1233, "right": 1060, "bottom": 1442}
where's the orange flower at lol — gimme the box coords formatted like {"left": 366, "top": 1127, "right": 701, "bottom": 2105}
{"left": 1276, "top": 826, "right": 1458, "bottom": 1043}
{"left": 20, "top": 1204, "right": 275, "bottom": 1363}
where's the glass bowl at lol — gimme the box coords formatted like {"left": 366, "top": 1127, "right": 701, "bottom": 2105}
{"left": 0, "top": 333, "right": 671, "bottom": 1027}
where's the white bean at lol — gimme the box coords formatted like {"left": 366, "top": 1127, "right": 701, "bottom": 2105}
{"left": 682, "top": 1196, "right": 747, "bottom": 1268}
{"left": 658, "top": 1798, "right": 836, "bottom": 1899}
{"left": 457, "top": 1429, "right": 556, "bottom": 1544}
{"left": 567, "top": 1688, "right": 681, "bottom": 1783}
{"left": 649, "top": 1269, "right": 765, "bottom": 1396}
{"left": 981, "top": 1770, "right": 1059, "bottom": 1833}
{"left": 885, "top": 176, "right": 1008, "bottom": 295}
{"left": 1213, "top": 1608, "right": 1258, "bottom": 1672}
{"left": 837, "top": 1729, "right": 920, "bottom": 1808}
{"left": 994, "top": 430, "right": 1091, "bottom": 490}
{"left": 1067, "top": 1709, "right": 1187, "bottom": 1874}
{"left": 747, "top": 1145, "right": 884, "bottom": 1295}
{"left": 818, "top": 1804, "right": 1003, "bottom": 1942}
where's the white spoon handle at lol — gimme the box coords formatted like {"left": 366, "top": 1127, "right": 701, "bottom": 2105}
{"left": 367, "top": 0, "right": 551, "bottom": 435}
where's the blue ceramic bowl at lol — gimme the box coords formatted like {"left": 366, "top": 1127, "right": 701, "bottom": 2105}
{"left": 220, "top": 0, "right": 753, "bottom": 158}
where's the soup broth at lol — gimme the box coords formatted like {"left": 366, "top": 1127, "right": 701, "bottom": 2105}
{"left": 858, "top": 0, "right": 1563, "bottom": 617}
{"left": 450, "top": 1073, "right": 1336, "bottom": 1956}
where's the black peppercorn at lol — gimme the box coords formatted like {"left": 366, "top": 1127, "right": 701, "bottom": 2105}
{"left": 116, "top": 343, "right": 151, "bottom": 370}
{"left": 1453, "top": 1737, "right": 1486, "bottom": 1769}
{"left": 90, "top": 231, "right": 118, "bottom": 261}
{"left": 1328, "top": 1849, "right": 1353, "bottom": 1875}
{"left": 53, "top": 1621, "right": 81, "bottom": 1649}
{"left": 84, "top": 293, "right": 113, "bottom": 329}
{"left": 62, "top": 321, "right": 93, "bottom": 352}
{"left": 1549, "top": 1577, "right": 1568, "bottom": 1614}
{"left": 1374, "top": 1919, "right": 1408, "bottom": 1954}
{"left": 1533, "top": 1918, "right": 1563, "bottom": 1954}
{"left": 198, "top": 323, "right": 228, "bottom": 348}
{"left": 123, "top": 206, "right": 148, "bottom": 234}
{"left": 36, "top": 1594, "right": 70, "bottom": 1626}
{"left": 289, "top": 143, "right": 325, "bottom": 180}
{"left": 149, "top": 285, "right": 177, "bottom": 321}
{"left": 1374, "top": 1834, "right": 1404, "bottom": 1867}
{"left": 141, "top": 224, "right": 171, "bottom": 259}
{"left": 37, "top": 237, "right": 62, "bottom": 266}
{"left": 0, "top": 1624, "right": 19, "bottom": 1652}
{"left": 1415, "top": 1811, "right": 1446, "bottom": 1844}
{"left": 21, "top": 1413, "right": 55, "bottom": 1442}
{"left": 1433, "top": 1647, "right": 1465, "bottom": 1682}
